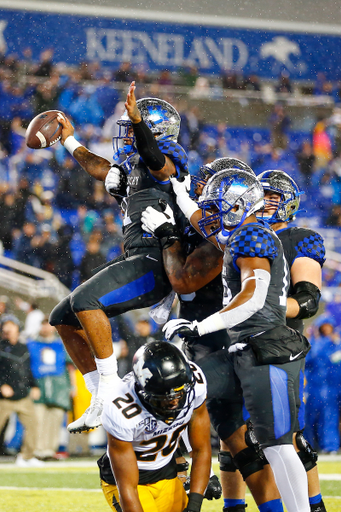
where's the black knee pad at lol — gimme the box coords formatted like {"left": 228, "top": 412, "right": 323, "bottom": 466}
{"left": 233, "top": 447, "right": 266, "bottom": 480}
{"left": 245, "top": 419, "right": 269, "bottom": 465}
{"left": 218, "top": 450, "right": 237, "bottom": 472}
{"left": 295, "top": 430, "right": 318, "bottom": 472}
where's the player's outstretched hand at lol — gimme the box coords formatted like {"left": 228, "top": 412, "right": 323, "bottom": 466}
{"left": 170, "top": 175, "right": 191, "bottom": 196}
{"left": 56, "top": 113, "right": 74, "bottom": 144}
{"left": 163, "top": 319, "right": 199, "bottom": 340}
{"left": 105, "top": 165, "right": 127, "bottom": 197}
{"left": 125, "top": 81, "right": 142, "bottom": 124}
{"left": 141, "top": 203, "right": 175, "bottom": 236}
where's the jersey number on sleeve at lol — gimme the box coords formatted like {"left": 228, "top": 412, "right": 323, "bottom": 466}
{"left": 113, "top": 393, "right": 142, "bottom": 419}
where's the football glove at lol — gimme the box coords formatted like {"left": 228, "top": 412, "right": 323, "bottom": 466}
{"left": 203, "top": 475, "right": 222, "bottom": 500}
{"left": 141, "top": 202, "right": 180, "bottom": 249}
{"left": 105, "top": 165, "right": 127, "bottom": 197}
{"left": 163, "top": 318, "right": 200, "bottom": 341}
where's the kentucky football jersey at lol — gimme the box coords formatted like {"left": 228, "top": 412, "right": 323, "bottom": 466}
{"left": 277, "top": 226, "right": 325, "bottom": 332}
{"left": 102, "top": 363, "right": 206, "bottom": 471}
{"left": 223, "top": 221, "right": 289, "bottom": 344}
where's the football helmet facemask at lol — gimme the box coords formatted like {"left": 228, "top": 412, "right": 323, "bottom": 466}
{"left": 133, "top": 341, "right": 195, "bottom": 424}
{"left": 113, "top": 98, "right": 181, "bottom": 160}
{"left": 257, "top": 170, "right": 302, "bottom": 224}
{"left": 191, "top": 158, "right": 255, "bottom": 198}
{"left": 197, "top": 169, "right": 264, "bottom": 242}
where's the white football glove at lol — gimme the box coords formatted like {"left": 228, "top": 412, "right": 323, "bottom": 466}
{"left": 141, "top": 203, "right": 176, "bottom": 236}
{"left": 163, "top": 318, "right": 200, "bottom": 341}
{"left": 170, "top": 176, "right": 199, "bottom": 220}
{"left": 105, "top": 165, "right": 127, "bottom": 197}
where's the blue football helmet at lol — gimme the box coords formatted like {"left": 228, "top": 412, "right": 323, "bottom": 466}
{"left": 197, "top": 169, "right": 264, "bottom": 242}
{"left": 113, "top": 98, "right": 181, "bottom": 160}
{"left": 191, "top": 157, "right": 255, "bottom": 196}
{"left": 257, "top": 170, "right": 303, "bottom": 224}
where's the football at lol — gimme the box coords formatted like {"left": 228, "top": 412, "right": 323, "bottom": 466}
{"left": 25, "top": 110, "right": 64, "bottom": 149}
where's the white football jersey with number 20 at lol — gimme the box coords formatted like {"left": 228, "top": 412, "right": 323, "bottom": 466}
{"left": 102, "top": 362, "right": 206, "bottom": 471}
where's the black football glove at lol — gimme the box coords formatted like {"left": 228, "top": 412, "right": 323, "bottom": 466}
{"left": 204, "top": 475, "right": 222, "bottom": 500}
{"left": 141, "top": 201, "right": 180, "bottom": 249}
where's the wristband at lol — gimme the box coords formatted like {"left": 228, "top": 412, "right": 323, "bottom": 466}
{"left": 64, "top": 136, "right": 83, "bottom": 155}
{"left": 187, "top": 493, "right": 204, "bottom": 512}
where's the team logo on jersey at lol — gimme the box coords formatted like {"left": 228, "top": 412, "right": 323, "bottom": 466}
{"left": 144, "top": 417, "right": 158, "bottom": 433}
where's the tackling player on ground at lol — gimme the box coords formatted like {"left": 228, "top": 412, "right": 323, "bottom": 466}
{"left": 99, "top": 340, "right": 211, "bottom": 512}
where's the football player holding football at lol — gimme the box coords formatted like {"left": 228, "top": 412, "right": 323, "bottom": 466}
{"left": 49, "top": 82, "right": 188, "bottom": 433}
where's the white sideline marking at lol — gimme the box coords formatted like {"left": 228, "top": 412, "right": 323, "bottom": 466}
{"left": 0, "top": 486, "right": 101, "bottom": 492}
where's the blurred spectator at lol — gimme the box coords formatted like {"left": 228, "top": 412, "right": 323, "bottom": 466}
{"left": 275, "top": 72, "right": 293, "bottom": 93}
{"left": 326, "top": 204, "right": 341, "bottom": 228}
{"left": 12, "top": 221, "right": 40, "bottom": 267}
{"left": 27, "top": 318, "right": 74, "bottom": 460}
{"left": 123, "top": 314, "right": 163, "bottom": 372}
{"left": 190, "top": 76, "right": 210, "bottom": 99}
{"left": 158, "top": 69, "right": 173, "bottom": 87}
{"left": 79, "top": 238, "right": 106, "bottom": 283}
{"left": 69, "top": 85, "right": 104, "bottom": 126}
{"left": 53, "top": 225, "right": 75, "bottom": 289}
{"left": 33, "top": 78, "right": 61, "bottom": 115}
{"left": 243, "top": 75, "right": 261, "bottom": 91}
{"left": 179, "top": 63, "right": 199, "bottom": 87}
{"left": 221, "top": 69, "right": 238, "bottom": 90}
{"left": 100, "top": 211, "right": 123, "bottom": 260}
{"left": 305, "top": 315, "right": 341, "bottom": 453}
{"left": 0, "top": 295, "right": 10, "bottom": 316}
{"left": 0, "top": 315, "right": 43, "bottom": 466}
{"left": 14, "top": 298, "right": 45, "bottom": 341}
{"left": 312, "top": 117, "right": 333, "bottom": 170}
{"left": 269, "top": 103, "right": 291, "bottom": 149}
{"left": 114, "top": 61, "right": 136, "bottom": 83}
{"left": 34, "top": 49, "right": 54, "bottom": 78}
{"left": 296, "top": 140, "right": 315, "bottom": 189}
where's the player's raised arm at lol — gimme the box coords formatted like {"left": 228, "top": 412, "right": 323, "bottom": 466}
{"left": 125, "top": 81, "right": 177, "bottom": 181}
{"left": 57, "top": 113, "right": 112, "bottom": 182}
{"left": 107, "top": 432, "right": 143, "bottom": 512}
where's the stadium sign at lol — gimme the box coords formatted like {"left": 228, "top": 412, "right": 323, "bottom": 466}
{"left": 0, "top": 8, "right": 339, "bottom": 80}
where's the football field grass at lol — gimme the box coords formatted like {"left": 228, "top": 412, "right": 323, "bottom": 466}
{"left": 0, "top": 456, "right": 340, "bottom": 512}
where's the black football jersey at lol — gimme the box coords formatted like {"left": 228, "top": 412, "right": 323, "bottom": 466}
{"left": 120, "top": 141, "right": 188, "bottom": 251}
{"left": 277, "top": 226, "right": 325, "bottom": 333}
{"left": 223, "top": 221, "right": 289, "bottom": 344}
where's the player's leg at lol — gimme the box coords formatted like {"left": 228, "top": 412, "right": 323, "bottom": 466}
{"left": 293, "top": 360, "right": 327, "bottom": 512}
{"left": 218, "top": 442, "right": 247, "bottom": 512}
{"left": 152, "top": 477, "right": 188, "bottom": 512}
{"left": 51, "top": 249, "right": 171, "bottom": 432}
{"left": 234, "top": 348, "right": 310, "bottom": 512}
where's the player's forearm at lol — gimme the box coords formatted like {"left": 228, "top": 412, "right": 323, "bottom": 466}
{"left": 286, "top": 297, "right": 300, "bottom": 318}
{"left": 163, "top": 242, "right": 222, "bottom": 294}
{"left": 72, "top": 146, "right": 112, "bottom": 181}
{"left": 190, "top": 447, "right": 211, "bottom": 496}
{"left": 118, "top": 487, "right": 144, "bottom": 512}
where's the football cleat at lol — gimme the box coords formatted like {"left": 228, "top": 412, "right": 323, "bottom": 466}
{"left": 67, "top": 396, "right": 104, "bottom": 434}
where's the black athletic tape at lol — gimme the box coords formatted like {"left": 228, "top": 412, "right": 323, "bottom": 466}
{"left": 186, "top": 493, "right": 204, "bottom": 512}
{"left": 132, "top": 120, "right": 166, "bottom": 171}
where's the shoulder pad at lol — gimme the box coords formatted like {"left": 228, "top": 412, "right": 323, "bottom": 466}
{"left": 294, "top": 232, "right": 325, "bottom": 266}
{"left": 157, "top": 140, "right": 188, "bottom": 178}
{"left": 230, "top": 225, "right": 278, "bottom": 262}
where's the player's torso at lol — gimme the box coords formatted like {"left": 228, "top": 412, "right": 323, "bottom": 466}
{"left": 223, "top": 222, "right": 288, "bottom": 344}
{"left": 277, "top": 226, "right": 325, "bottom": 332}
{"left": 102, "top": 367, "right": 206, "bottom": 471}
